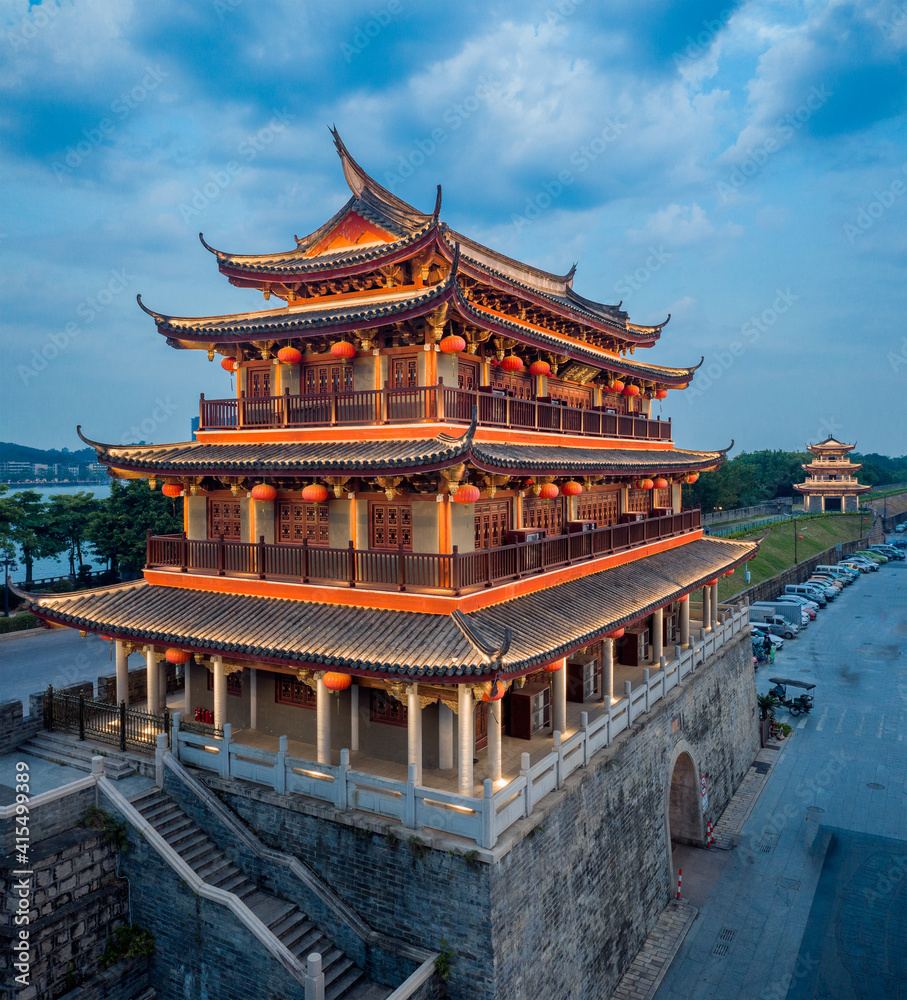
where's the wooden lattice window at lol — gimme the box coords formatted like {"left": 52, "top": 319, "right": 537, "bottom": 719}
{"left": 208, "top": 499, "right": 242, "bottom": 539}
{"left": 207, "top": 670, "right": 242, "bottom": 697}
{"left": 302, "top": 363, "right": 353, "bottom": 395}
{"left": 458, "top": 359, "right": 479, "bottom": 391}
{"left": 370, "top": 690, "right": 408, "bottom": 726}
{"left": 474, "top": 500, "right": 512, "bottom": 549}
{"left": 655, "top": 488, "right": 671, "bottom": 508}
{"left": 627, "top": 489, "right": 651, "bottom": 513}
{"left": 277, "top": 501, "right": 330, "bottom": 546}
{"left": 522, "top": 496, "right": 565, "bottom": 536}
{"left": 370, "top": 502, "right": 412, "bottom": 550}
{"left": 547, "top": 377, "right": 592, "bottom": 409}
{"left": 275, "top": 676, "right": 317, "bottom": 709}
{"left": 575, "top": 492, "right": 619, "bottom": 526}
{"left": 246, "top": 365, "right": 272, "bottom": 399}
{"left": 391, "top": 356, "right": 418, "bottom": 388}
{"left": 491, "top": 370, "right": 535, "bottom": 400}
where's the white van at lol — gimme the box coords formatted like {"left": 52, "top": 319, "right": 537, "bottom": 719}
{"left": 785, "top": 584, "right": 827, "bottom": 607}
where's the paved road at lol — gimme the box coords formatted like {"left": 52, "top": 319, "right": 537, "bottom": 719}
{"left": 656, "top": 551, "right": 907, "bottom": 1000}
{"left": 0, "top": 628, "right": 121, "bottom": 707}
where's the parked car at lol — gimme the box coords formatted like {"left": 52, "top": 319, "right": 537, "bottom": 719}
{"left": 840, "top": 560, "right": 871, "bottom": 574}
{"left": 856, "top": 550, "right": 887, "bottom": 563}
{"left": 890, "top": 537, "right": 907, "bottom": 547}
{"left": 806, "top": 581, "right": 839, "bottom": 599}
{"left": 870, "top": 544, "right": 904, "bottom": 561}
{"left": 809, "top": 575, "right": 844, "bottom": 592}
{"left": 845, "top": 556, "right": 878, "bottom": 572}
{"left": 895, "top": 523, "right": 906, "bottom": 533}
{"left": 784, "top": 584, "right": 828, "bottom": 607}
{"left": 750, "top": 623, "right": 784, "bottom": 649}
{"left": 814, "top": 564, "right": 858, "bottom": 583}
{"left": 776, "top": 594, "right": 820, "bottom": 613}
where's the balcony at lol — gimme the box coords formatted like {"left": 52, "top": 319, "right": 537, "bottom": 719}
{"left": 146, "top": 509, "right": 701, "bottom": 595}
{"left": 198, "top": 383, "right": 672, "bottom": 442}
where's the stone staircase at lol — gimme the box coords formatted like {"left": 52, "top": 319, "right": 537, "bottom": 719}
{"left": 129, "top": 787, "right": 390, "bottom": 1000}
{"left": 21, "top": 730, "right": 135, "bottom": 778}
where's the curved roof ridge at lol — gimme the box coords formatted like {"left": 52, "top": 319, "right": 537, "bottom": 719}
{"left": 444, "top": 228, "right": 575, "bottom": 289}
{"left": 331, "top": 127, "right": 433, "bottom": 225}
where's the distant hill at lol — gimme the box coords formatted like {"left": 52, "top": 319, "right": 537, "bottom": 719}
{"left": 0, "top": 442, "right": 97, "bottom": 465}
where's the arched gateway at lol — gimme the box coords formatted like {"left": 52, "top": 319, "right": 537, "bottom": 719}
{"left": 664, "top": 741, "right": 704, "bottom": 894}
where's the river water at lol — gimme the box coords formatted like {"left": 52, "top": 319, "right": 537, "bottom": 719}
{"left": 4, "top": 483, "right": 111, "bottom": 582}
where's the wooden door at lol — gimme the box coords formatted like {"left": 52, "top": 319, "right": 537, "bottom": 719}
{"left": 491, "top": 370, "right": 535, "bottom": 400}
{"left": 208, "top": 499, "right": 242, "bottom": 539}
{"left": 276, "top": 501, "right": 329, "bottom": 545}
{"left": 301, "top": 362, "right": 353, "bottom": 395}
{"left": 547, "top": 377, "right": 592, "bottom": 409}
{"left": 369, "top": 502, "right": 413, "bottom": 550}
{"left": 391, "top": 356, "right": 419, "bottom": 388}
{"left": 247, "top": 365, "right": 272, "bottom": 399}
{"left": 474, "top": 500, "right": 511, "bottom": 549}
{"left": 458, "top": 358, "right": 479, "bottom": 391}
{"left": 522, "top": 496, "right": 565, "bottom": 536}
{"left": 575, "top": 492, "right": 619, "bottom": 526}
{"left": 627, "top": 489, "right": 652, "bottom": 514}
{"left": 474, "top": 702, "right": 488, "bottom": 752}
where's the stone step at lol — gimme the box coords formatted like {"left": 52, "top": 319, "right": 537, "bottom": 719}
{"left": 326, "top": 965, "right": 368, "bottom": 1000}
{"left": 21, "top": 736, "right": 134, "bottom": 778}
{"left": 248, "top": 894, "right": 297, "bottom": 931}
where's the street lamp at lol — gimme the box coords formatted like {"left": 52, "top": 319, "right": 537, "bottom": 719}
{"left": 792, "top": 518, "right": 806, "bottom": 565}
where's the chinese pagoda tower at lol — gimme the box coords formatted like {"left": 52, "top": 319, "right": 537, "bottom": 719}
{"left": 794, "top": 436, "right": 870, "bottom": 513}
{"left": 24, "top": 131, "right": 756, "bottom": 794}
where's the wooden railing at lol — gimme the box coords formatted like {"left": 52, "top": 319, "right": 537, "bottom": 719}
{"left": 198, "top": 381, "right": 672, "bottom": 442}
{"left": 146, "top": 510, "right": 700, "bottom": 595}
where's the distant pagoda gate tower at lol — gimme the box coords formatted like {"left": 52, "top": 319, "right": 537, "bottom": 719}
{"left": 22, "top": 132, "right": 760, "bottom": 999}
{"left": 794, "top": 436, "right": 870, "bottom": 513}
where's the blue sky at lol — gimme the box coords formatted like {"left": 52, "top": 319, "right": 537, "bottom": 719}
{"left": 2, "top": 0, "right": 906, "bottom": 456}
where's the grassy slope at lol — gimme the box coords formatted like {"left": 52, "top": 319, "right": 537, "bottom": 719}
{"left": 718, "top": 514, "right": 869, "bottom": 603}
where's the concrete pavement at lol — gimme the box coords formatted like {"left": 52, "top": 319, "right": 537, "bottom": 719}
{"left": 654, "top": 555, "right": 906, "bottom": 1000}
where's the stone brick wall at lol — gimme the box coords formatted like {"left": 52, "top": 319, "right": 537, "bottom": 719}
{"left": 0, "top": 699, "right": 42, "bottom": 756}
{"left": 56, "top": 955, "right": 150, "bottom": 1000}
{"left": 208, "top": 634, "right": 756, "bottom": 1000}
{"left": 0, "top": 826, "right": 129, "bottom": 1000}
{"left": 119, "top": 826, "right": 312, "bottom": 1000}
{"left": 2, "top": 787, "right": 97, "bottom": 854}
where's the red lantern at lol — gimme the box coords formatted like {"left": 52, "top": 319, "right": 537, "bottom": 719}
{"left": 251, "top": 484, "right": 277, "bottom": 502}
{"left": 301, "top": 484, "right": 329, "bottom": 503}
{"left": 165, "top": 648, "right": 190, "bottom": 664}
{"left": 220, "top": 357, "right": 238, "bottom": 373}
{"left": 538, "top": 483, "right": 559, "bottom": 499}
{"left": 277, "top": 346, "right": 302, "bottom": 364}
{"left": 481, "top": 680, "right": 506, "bottom": 702}
{"left": 622, "top": 384, "right": 640, "bottom": 397}
{"left": 528, "top": 360, "right": 551, "bottom": 376}
{"left": 544, "top": 661, "right": 563, "bottom": 673}
{"left": 653, "top": 477, "right": 668, "bottom": 490}
{"left": 331, "top": 341, "right": 355, "bottom": 360}
{"left": 654, "top": 388, "right": 668, "bottom": 399}
{"left": 489, "top": 358, "right": 500, "bottom": 366}
{"left": 99, "top": 635, "right": 113, "bottom": 642}
{"left": 724, "top": 569, "right": 735, "bottom": 576}
{"left": 161, "top": 484, "right": 182, "bottom": 497}
{"left": 639, "top": 478, "right": 655, "bottom": 491}
{"left": 607, "top": 380, "right": 625, "bottom": 394}
{"left": 500, "top": 355, "right": 524, "bottom": 372}
{"left": 523, "top": 478, "right": 535, "bottom": 486}
{"left": 706, "top": 578, "right": 719, "bottom": 586}
{"left": 453, "top": 484, "right": 481, "bottom": 504}
{"left": 439, "top": 335, "right": 466, "bottom": 354}
{"left": 323, "top": 672, "right": 352, "bottom": 693}
{"left": 607, "top": 628, "right": 625, "bottom": 639}
{"left": 677, "top": 595, "right": 689, "bottom": 603}
{"left": 685, "top": 473, "right": 699, "bottom": 484}
{"left": 561, "top": 481, "right": 583, "bottom": 497}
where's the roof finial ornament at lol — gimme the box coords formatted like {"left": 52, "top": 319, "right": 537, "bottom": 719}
{"left": 432, "top": 184, "right": 442, "bottom": 221}
{"left": 198, "top": 233, "right": 218, "bottom": 255}
{"left": 450, "top": 610, "right": 512, "bottom": 662}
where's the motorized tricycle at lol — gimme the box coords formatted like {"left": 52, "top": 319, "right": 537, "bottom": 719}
{"left": 768, "top": 677, "right": 815, "bottom": 716}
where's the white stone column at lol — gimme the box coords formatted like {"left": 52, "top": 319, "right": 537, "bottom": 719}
{"left": 710, "top": 581, "right": 719, "bottom": 628}
{"left": 702, "top": 585, "right": 711, "bottom": 632}
{"left": 487, "top": 699, "right": 502, "bottom": 783}
{"left": 316, "top": 674, "right": 331, "bottom": 765}
{"left": 602, "top": 639, "right": 614, "bottom": 703}
{"left": 679, "top": 598, "right": 690, "bottom": 646}
{"left": 438, "top": 702, "right": 454, "bottom": 770}
{"left": 457, "top": 684, "right": 474, "bottom": 796}
{"left": 212, "top": 656, "right": 226, "bottom": 731}
{"left": 145, "top": 647, "right": 160, "bottom": 714}
{"left": 249, "top": 668, "right": 258, "bottom": 730}
{"left": 551, "top": 658, "right": 567, "bottom": 734}
{"left": 183, "top": 659, "right": 193, "bottom": 720}
{"left": 350, "top": 684, "right": 359, "bottom": 753}
{"left": 407, "top": 683, "right": 422, "bottom": 785}
{"left": 159, "top": 658, "right": 168, "bottom": 710}
{"left": 115, "top": 641, "right": 129, "bottom": 706}
{"left": 651, "top": 608, "right": 664, "bottom": 663}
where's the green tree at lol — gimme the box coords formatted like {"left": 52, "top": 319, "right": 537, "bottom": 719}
{"left": 86, "top": 480, "right": 182, "bottom": 575}
{"left": 48, "top": 492, "right": 103, "bottom": 576}
{"left": 0, "top": 489, "right": 68, "bottom": 584}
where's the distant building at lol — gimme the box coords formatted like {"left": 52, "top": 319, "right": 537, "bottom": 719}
{"left": 794, "top": 436, "right": 871, "bottom": 512}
